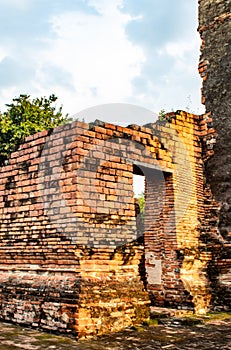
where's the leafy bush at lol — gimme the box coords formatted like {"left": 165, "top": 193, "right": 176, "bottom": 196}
{"left": 0, "top": 94, "right": 70, "bottom": 164}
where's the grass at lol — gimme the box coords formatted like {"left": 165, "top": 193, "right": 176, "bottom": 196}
{"left": 143, "top": 310, "right": 231, "bottom": 328}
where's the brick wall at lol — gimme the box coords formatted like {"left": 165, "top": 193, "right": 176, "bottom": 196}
{"left": 0, "top": 120, "right": 151, "bottom": 337}
{"left": 0, "top": 110, "right": 228, "bottom": 337}
{"left": 198, "top": 0, "right": 231, "bottom": 308}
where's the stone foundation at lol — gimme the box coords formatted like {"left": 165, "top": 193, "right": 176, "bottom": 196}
{"left": 0, "top": 243, "right": 149, "bottom": 337}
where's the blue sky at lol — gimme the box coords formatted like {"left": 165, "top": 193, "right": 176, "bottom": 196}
{"left": 0, "top": 0, "right": 204, "bottom": 124}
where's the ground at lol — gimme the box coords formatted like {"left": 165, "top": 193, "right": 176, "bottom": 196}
{"left": 0, "top": 317, "right": 231, "bottom": 350}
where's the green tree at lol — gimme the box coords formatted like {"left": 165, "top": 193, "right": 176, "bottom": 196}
{"left": 0, "top": 94, "right": 70, "bottom": 164}
{"left": 158, "top": 109, "right": 166, "bottom": 121}
{"left": 137, "top": 191, "right": 145, "bottom": 214}
{"left": 135, "top": 191, "right": 145, "bottom": 236}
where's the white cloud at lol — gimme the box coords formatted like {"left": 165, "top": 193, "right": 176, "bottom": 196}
{"left": 87, "top": 0, "right": 123, "bottom": 15}
{"left": 125, "top": 32, "right": 204, "bottom": 115}
{"left": 0, "top": 47, "right": 9, "bottom": 62}
{"left": 165, "top": 41, "right": 196, "bottom": 59}
{"left": 31, "top": 0, "right": 145, "bottom": 118}
{"left": 0, "top": 0, "right": 30, "bottom": 9}
{"left": 0, "top": 0, "right": 204, "bottom": 124}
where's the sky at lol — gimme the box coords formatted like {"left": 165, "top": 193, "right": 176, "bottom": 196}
{"left": 0, "top": 0, "right": 204, "bottom": 125}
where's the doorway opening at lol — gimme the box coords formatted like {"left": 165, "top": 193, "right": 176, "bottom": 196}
{"left": 133, "top": 165, "right": 145, "bottom": 238}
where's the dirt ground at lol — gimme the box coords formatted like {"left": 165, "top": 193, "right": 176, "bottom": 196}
{"left": 0, "top": 317, "right": 231, "bottom": 350}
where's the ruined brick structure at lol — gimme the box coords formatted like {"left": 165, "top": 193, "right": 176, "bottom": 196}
{"left": 0, "top": 1, "right": 230, "bottom": 338}
{"left": 198, "top": 0, "right": 231, "bottom": 307}
{"left": 0, "top": 111, "right": 225, "bottom": 338}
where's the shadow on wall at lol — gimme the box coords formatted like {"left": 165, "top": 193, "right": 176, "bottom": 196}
{"left": 200, "top": 181, "right": 231, "bottom": 310}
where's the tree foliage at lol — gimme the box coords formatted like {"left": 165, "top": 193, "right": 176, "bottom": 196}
{"left": 0, "top": 94, "right": 70, "bottom": 164}
{"left": 158, "top": 109, "right": 166, "bottom": 121}
{"left": 135, "top": 191, "right": 145, "bottom": 236}
{"left": 137, "top": 191, "right": 145, "bottom": 214}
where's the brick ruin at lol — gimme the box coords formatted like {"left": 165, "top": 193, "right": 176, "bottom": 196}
{"left": 0, "top": 0, "right": 230, "bottom": 339}
{"left": 0, "top": 110, "right": 229, "bottom": 338}
{"left": 198, "top": 0, "right": 231, "bottom": 307}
